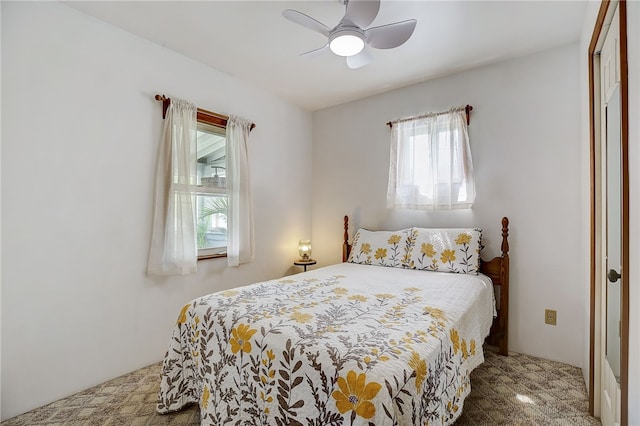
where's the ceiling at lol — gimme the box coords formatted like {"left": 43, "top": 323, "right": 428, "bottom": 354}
{"left": 65, "top": 1, "right": 587, "bottom": 111}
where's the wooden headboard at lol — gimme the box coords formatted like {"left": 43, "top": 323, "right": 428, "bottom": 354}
{"left": 342, "top": 216, "right": 510, "bottom": 356}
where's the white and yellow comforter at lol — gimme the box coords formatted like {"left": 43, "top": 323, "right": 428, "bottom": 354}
{"left": 157, "top": 262, "right": 495, "bottom": 426}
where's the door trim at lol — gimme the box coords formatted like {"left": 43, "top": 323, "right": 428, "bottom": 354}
{"left": 589, "top": 0, "right": 629, "bottom": 424}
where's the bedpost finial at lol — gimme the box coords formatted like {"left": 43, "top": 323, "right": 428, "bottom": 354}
{"left": 501, "top": 217, "right": 509, "bottom": 257}
{"left": 343, "top": 216, "right": 349, "bottom": 243}
{"left": 342, "top": 216, "right": 351, "bottom": 263}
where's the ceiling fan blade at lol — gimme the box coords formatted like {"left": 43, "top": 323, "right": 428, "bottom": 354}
{"left": 346, "top": 48, "right": 373, "bottom": 69}
{"left": 344, "top": 0, "right": 380, "bottom": 29}
{"left": 282, "top": 9, "right": 331, "bottom": 37}
{"left": 301, "top": 44, "right": 329, "bottom": 57}
{"left": 365, "top": 19, "right": 417, "bottom": 49}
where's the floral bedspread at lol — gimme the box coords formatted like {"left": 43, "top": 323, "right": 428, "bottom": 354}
{"left": 157, "top": 263, "right": 495, "bottom": 426}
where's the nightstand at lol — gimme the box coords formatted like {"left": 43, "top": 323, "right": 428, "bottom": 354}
{"left": 294, "top": 260, "right": 316, "bottom": 272}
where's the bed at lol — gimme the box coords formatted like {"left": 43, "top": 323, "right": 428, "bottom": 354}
{"left": 157, "top": 216, "right": 510, "bottom": 425}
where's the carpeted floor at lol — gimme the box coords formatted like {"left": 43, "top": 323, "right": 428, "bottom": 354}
{"left": 2, "top": 348, "right": 600, "bottom": 426}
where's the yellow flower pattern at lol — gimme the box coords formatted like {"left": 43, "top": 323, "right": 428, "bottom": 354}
{"left": 290, "top": 311, "right": 313, "bottom": 324}
{"left": 375, "top": 293, "right": 395, "bottom": 300}
{"left": 348, "top": 294, "right": 368, "bottom": 302}
{"left": 461, "top": 340, "right": 469, "bottom": 359}
{"left": 450, "top": 328, "right": 475, "bottom": 362}
{"left": 450, "top": 329, "right": 460, "bottom": 354}
{"left": 332, "top": 370, "right": 382, "bottom": 419}
{"left": 177, "top": 304, "right": 190, "bottom": 324}
{"left": 387, "top": 234, "right": 402, "bottom": 245}
{"left": 455, "top": 233, "right": 472, "bottom": 245}
{"left": 374, "top": 248, "right": 387, "bottom": 260}
{"left": 424, "top": 306, "right": 447, "bottom": 322}
{"left": 421, "top": 243, "right": 436, "bottom": 258}
{"left": 201, "top": 385, "right": 210, "bottom": 410}
{"left": 230, "top": 323, "right": 257, "bottom": 354}
{"left": 440, "top": 249, "right": 456, "bottom": 264}
{"left": 408, "top": 351, "right": 428, "bottom": 391}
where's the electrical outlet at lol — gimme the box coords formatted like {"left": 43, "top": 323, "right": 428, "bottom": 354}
{"left": 545, "top": 309, "right": 557, "bottom": 325}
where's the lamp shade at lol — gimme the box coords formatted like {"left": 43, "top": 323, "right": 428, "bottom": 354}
{"left": 298, "top": 240, "right": 312, "bottom": 261}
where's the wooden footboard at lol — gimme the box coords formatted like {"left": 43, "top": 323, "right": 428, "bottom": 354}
{"left": 342, "top": 216, "right": 510, "bottom": 356}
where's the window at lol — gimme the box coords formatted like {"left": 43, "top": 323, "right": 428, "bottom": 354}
{"left": 148, "top": 95, "right": 255, "bottom": 275}
{"left": 387, "top": 109, "right": 475, "bottom": 210}
{"left": 196, "top": 115, "right": 228, "bottom": 259}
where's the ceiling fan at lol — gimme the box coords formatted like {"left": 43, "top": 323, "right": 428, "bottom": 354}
{"left": 282, "top": 0, "right": 417, "bottom": 69}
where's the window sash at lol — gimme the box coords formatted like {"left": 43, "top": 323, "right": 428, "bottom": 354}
{"left": 196, "top": 121, "right": 228, "bottom": 259}
{"left": 196, "top": 193, "right": 228, "bottom": 259}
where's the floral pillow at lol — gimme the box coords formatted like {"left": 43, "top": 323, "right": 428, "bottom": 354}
{"left": 403, "top": 227, "right": 482, "bottom": 274}
{"left": 348, "top": 228, "right": 410, "bottom": 268}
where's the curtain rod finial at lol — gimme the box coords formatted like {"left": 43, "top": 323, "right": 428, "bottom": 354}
{"left": 155, "top": 94, "right": 170, "bottom": 119}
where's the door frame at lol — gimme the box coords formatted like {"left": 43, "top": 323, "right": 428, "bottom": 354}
{"left": 589, "top": 0, "right": 629, "bottom": 424}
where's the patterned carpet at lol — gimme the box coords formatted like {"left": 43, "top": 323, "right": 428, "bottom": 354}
{"left": 2, "top": 348, "right": 600, "bottom": 426}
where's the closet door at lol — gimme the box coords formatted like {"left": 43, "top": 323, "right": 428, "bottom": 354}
{"left": 599, "top": 3, "right": 624, "bottom": 425}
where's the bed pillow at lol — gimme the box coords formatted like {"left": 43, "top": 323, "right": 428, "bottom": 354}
{"left": 403, "top": 227, "right": 482, "bottom": 274}
{"left": 348, "top": 228, "right": 410, "bottom": 268}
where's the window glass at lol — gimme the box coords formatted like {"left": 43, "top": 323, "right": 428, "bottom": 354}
{"left": 410, "top": 128, "right": 463, "bottom": 186}
{"left": 196, "top": 122, "right": 227, "bottom": 258}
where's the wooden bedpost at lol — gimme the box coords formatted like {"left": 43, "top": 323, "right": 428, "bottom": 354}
{"left": 501, "top": 217, "right": 510, "bottom": 258}
{"left": 498, "top": 217, "right": 509, "bottom": 356}
{"left": 479, "top": 217, "right": 510, "bottom": 356}
{"left": 342, "top": 215, "right": 350, "bottom": 262}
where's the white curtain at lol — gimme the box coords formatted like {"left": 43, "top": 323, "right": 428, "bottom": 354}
{"left": 147, "top": 98, "right": 198, "bottom": 275}
{"left": 387, "top": 109, "right": 475, "bottom": 210}
{"left": 226, "top": 115, "right": 254, "bottom": 266}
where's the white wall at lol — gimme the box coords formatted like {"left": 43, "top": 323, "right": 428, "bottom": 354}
{"left": 1, "top": 2, "right": 312, "bottom": 420}
{"left": 312, "top": 44, "right": 584, "bottom": 368}
{"left": 579, "top": 1, "right": 640, "bottom": 423}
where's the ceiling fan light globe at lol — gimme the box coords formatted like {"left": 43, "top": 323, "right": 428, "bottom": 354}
{"left": 329, "top": 31, "right": 365, "bottom": 57}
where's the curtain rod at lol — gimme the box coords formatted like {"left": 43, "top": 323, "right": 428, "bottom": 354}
{"left": 154, "top": 94, "right": 256, "bottom": 131}
{"left": 386, "top": 104, "right": 473, "bottom": 128}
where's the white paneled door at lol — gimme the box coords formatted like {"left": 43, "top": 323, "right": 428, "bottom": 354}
{"left": 599, "top": 4, "right": 622, "bottom": 425}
